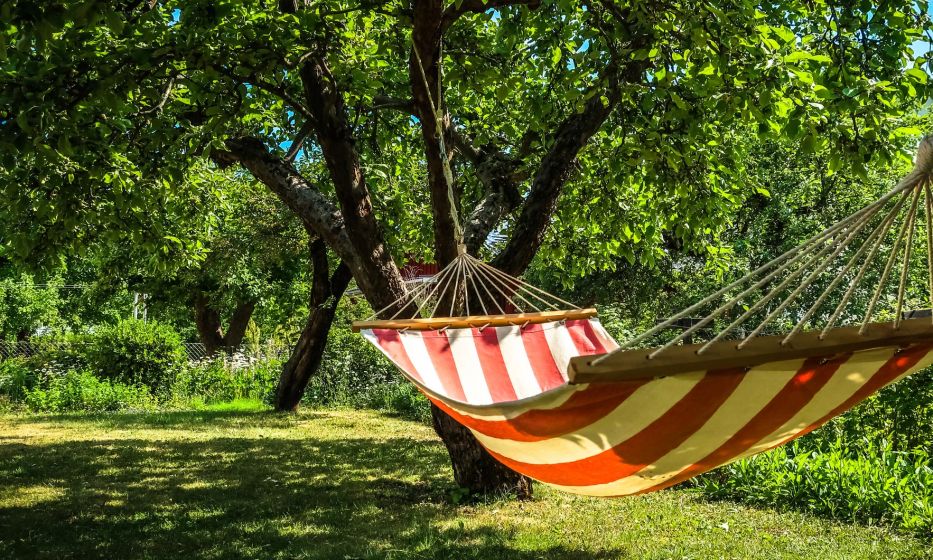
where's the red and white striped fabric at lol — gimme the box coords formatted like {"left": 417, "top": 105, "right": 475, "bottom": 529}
{"left": 362, "top": 320, "right": 933, "bottom": 496}
{"left": 362, "top": 319, "right": 618, "bottom": 405}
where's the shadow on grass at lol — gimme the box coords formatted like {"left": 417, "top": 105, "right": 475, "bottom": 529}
{"left": 0, "top": 414, "right": 624, "bottom": 559}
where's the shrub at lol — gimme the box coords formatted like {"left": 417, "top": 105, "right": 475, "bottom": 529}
{"left": 85, "top": 319, "right": 186, "bottom": 394}
{"left": 0, "top": 358, "right": 35, "bottom": 401}
{"left": 173, "top": 355, "right": 280, "bottom": 404}
{"left": 29, "top": 333, "right": 92, "bottom": 372}
{"left": 696, "top": 438, "right": 933, "bottom": 536}
{"left": 304, "top": 318, "right": 398, "bottom": 407}
{"left": 358, "top": 381, "right": 432, "bottom": 423}
{"left": 24, "top": 369, "right": 155, "bottom": 413}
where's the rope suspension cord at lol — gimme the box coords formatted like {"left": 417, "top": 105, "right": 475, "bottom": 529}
{"left": 781, "top": 185, "right": 914, "bottom": 344}
{"left": 644, "top": 200, "right": 883, "bottom": 359}
{"left": 429, "top": 257, "right": 465, "bottom": 319}
{"left": 890, "top": 185, "right": 923, "bottom": 330}
{"left": 604, "top": 193, "right": 893, "bottom": 360}
{"left": 734, "top": 198, "right": 886, "bottom": 349}
{"left": 589, "top": 135, "right": 933, "bottom": 367}
{"left": 688, "top": 205, "right": 879, "bottom": 356}
{"left": 360, "top": 251, "right": 586, "bottom": 328}
{"left": 925, "top": 181, "right": 933, "bottom": 322}
{"left": 858, "top": 186, "right": 922, "bottom": 335}
{"left": 818, "top": 187, "right": 919, "bottom": 339}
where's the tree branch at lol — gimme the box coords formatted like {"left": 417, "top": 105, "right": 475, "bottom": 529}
{"left": 442, "top": 0, "right": 542, "bottom": 32}
{"left": 138, "top": 76, "right": 175, "bottom": 115}
{"left": 491, "top": 75, "right": 625, "bottom": 275}
{"left": 211, "top": 137, "right": 350, "bottom": 251}
{"left": 371, "top": 95, "right": 416, "bottom": 113}
{"left": 212, "top": 63, "right": 314, "bottom": 121}
{"left": 285, "top": 119, "right": 315, "bottom": 163}
{"left": 461, "top": 146, "right": 525, "bottom": 253}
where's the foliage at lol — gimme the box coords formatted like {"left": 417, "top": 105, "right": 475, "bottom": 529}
{"left": 352, "top": 380, "right": 432, "bottom": 423}
{"left": 0, "top": 357, "right": 34, "bottom": 402}
{"left": 813, "top": 368, "right": 933, "bottom": 454}
{"left": 2, "top": 0, "right": 929, "bottom": 281}
{"left": 173, "top": 354, "right": 281, "bottom": 405}
{"left": 84, "top": 319, "right": 186, "bottom": 394}
{"left": 697, "top": 438, "right": 933, "bottom": 536}
{"left": 0, "top": 272, "right": 62, "bottom": 340}
{"left": 23, "top": 369, "right": 155, "bottom": 412}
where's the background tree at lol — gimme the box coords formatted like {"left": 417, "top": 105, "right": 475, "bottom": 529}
{"left": 95, "top": 172, "right": 312, "bottom": 354}
{"left": 0, "top": 268, "right": 62, "bottom": 341}
{"left": 2, "top": 0, "right": 930, "bottom": 497}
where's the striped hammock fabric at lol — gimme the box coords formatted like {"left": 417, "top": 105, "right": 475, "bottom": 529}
{"left": 362, "top": 319, "right": 933, "bottom": 496}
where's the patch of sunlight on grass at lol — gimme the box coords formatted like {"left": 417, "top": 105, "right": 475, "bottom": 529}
{"left": 196, "top": 398, "right": 270, "bottom": 413}
{"left": 0, "top": 484, "right": 65, "bottom": 508}
{"left": 1, "top": 407, "right": 930, "bottom": 560}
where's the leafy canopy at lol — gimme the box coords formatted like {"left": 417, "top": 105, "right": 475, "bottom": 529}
{"left": 1, "top": 0, "right": 931, "bottom": 281}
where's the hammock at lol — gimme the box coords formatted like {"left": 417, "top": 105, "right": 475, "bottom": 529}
{"left": 353, "top": 137, "right": 933, "bottom": 497}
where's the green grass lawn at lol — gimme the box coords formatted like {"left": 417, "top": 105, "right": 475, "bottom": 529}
{"left": 0, "top": 403, "right": 929, "bottom": 560}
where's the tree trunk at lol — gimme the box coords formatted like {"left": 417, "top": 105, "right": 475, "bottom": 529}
{"left": 275, "top": 239, "right": 352, "bottom": 411}
{"left": 223, "top": 301, "right": 256, "bottom": 348}
{"left": 193, "top": 295, "right": 256, "bottom": 355}
{"left": 193, "top": 294, "right": 225, "bottom": 354}
{"left": 431, "top": 403, "right": 533, "bottom": 499}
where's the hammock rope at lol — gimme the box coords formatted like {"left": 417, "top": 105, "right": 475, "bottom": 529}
{"left": 587, "top": 136, "right": 933, "bottom": 364}
{"left": 363, "top": 251, "right": 581, "bottom": 323}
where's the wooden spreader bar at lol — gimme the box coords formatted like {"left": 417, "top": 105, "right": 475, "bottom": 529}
{"left": 569, "top": 316, "right": 933, "bottom": 384}
{"left": 352, "top": 308, "right": 598, "bottom": 333}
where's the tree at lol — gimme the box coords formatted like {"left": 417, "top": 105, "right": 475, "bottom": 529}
{"left": 0, "top": 268, "right": 62, "bottom": 341}
{"left": 95, "top": 171, "right": 312, "bottom": 355}
{"left": 2, "top": 0, "right": 930, "bottom": 497}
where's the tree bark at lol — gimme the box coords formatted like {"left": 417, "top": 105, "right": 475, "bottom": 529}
{"left": 192, "top": 294, "right": 256, "bottom": 355}
{"left": 224, "top": 301, "right": 256, "bottom": 348}
{"left": 431, "top": 403, "right": 533, "bottom": 499}
{"left": 275, "top": 239, "right": 352, "bottom": 411}
{"left": 193, "top": 293, "right": 225, "bottom": 354}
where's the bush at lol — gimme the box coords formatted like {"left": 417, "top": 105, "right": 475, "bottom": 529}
{"left": 85, "top": 319, "right": 186, "bottom": 394}
{"left": 696, "top": 438, "right": 933, "bottom": 536}
{"left": 357, "top": 381, "right": 432, "bottom": 423}
{"left": 304, "top": 316, "right": 399, "bottom": 407}
{"left": 24, "top": 369, "right": 155, "bottom": 413}
{"left": 0, "top": 358, "right": 35, "bottom": 401}
{"left": 22, "top": 332, "right": 93, "bottom": 373}
{"left": 173, "top": 355, "right": 280, "bottom": 404}
{"left": 819, "top": 368, "right": 933, "bottom": 454}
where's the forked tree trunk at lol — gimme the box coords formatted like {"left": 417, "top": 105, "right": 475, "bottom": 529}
{"left": 275, "top": 239, "right": 352, "bottom": 411}
{"left": 193, "top": 295, "right": 256, "bottom": 355}
{"left": 193, "top": 294, "right": 225, "bottom": 354}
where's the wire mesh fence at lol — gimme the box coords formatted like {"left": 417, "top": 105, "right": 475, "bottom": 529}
{"left": 0, "top": 340, "right": 292, "bottom": 364}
